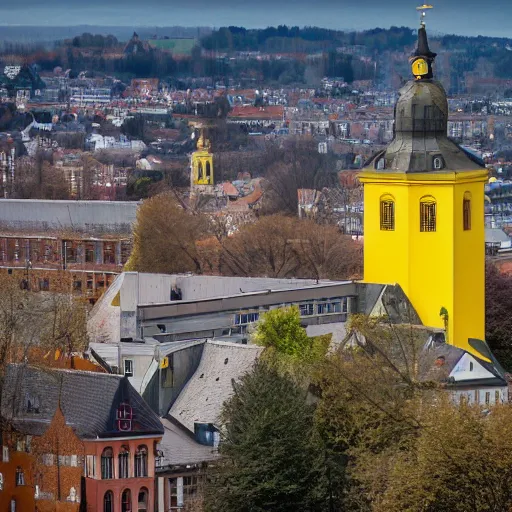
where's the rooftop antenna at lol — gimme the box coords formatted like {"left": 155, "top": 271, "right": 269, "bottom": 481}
{"left": 416, "top": 3, "right": 434, "bottom": 27}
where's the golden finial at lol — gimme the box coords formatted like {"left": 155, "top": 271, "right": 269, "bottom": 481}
{"left": 416, "top": 4, "right": 433, "bottom": 27}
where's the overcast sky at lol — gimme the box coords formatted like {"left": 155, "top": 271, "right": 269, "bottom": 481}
{"left": 0, "top": 0, "right": 509, "bottom": 38}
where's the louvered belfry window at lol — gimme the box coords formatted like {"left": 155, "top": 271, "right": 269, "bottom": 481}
{"left": 463, "top": 197, "right": 471, "bottom": 231}
{"left": 380, "top": 200, "right": 395, "bottom": 231}
{"left": 420, "top": 200, "right": 436, "bottom": 232}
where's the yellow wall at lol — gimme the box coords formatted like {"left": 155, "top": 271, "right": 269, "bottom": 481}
{"left": 360, "top": 169, "right": 488, "bottom": 354}
{"left": 192, "top": 150, "right": 214, "bottom": 185}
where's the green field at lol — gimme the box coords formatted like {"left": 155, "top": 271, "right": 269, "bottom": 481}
{"left": 149, "top": 38, "right": 197, "bottom": 55}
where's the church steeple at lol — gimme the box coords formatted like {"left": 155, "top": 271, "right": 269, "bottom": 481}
{"left": 410, "top": 25, "right": 437, "bottom": 80}
{"left": 358, "top": 6, "right": 490, "bottom": 357}
{"left": 370, "top": 20, "right": 483, "bottom": 174}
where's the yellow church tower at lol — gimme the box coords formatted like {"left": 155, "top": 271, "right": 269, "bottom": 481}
{"left": 191, "top": 127, "right": 214, "bottom": 187}
{"left": 359, "top": 19, "right": 488, "bottom": 354}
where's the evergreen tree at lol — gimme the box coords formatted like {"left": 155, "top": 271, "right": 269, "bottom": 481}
{"left": 205, "top": 361, "right": 329, "bottom": 512}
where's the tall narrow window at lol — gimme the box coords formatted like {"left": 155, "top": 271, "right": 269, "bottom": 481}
{"left": 463, "top": 193, "right": 471, "bottom": 231}
{"left": 420, "top": 198, "right": 436, "bottom": 232}
{"left": 118, "top": 445, "right": 130, "bottom": 479}
{"left": 101, "top": 448, "right": 113, "bottom": 479}
{"left": 121, "top": 489, "right": 132, "bottom": 512}
{"left": 380, "top": 197, "right": 395, "bottom": 231}
{"left": 15, "top": 467, "right": 24, "bottom": 486}
{"left": 104, "top": 491, "right": 113, "bottom": 512}
{"left": 135, "top": 445, "right": 148, "bottom": 477}
{"left": 138, "top": 488, "right": 149, "bottom": 512}
{"left": 205, "top": 161, "right": 211, "bottom": 182}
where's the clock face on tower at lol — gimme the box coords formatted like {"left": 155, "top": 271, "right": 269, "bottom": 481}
{"left": 412, "top": 58, "right": 428, "bottom": 79}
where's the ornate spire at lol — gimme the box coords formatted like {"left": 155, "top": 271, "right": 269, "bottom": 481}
{"left": 411, "top": 5, "right": 436, "bottom": 80}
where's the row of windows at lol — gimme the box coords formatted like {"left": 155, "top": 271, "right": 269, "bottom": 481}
{"left": 380, "top": 195, "right": 472, "bottom": 233}
{"left": 234, "top": 298, "right": 349, "bottom": 326}
{"left": 86, "top": 445, "right": 149, "bottom": 480}
{"left": 104, "top": 488, "right": 148, "bottom": 512}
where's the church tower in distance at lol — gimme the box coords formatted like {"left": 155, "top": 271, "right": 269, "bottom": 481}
{"left": 359, "top": 21, "right": 489, "bottom": 355}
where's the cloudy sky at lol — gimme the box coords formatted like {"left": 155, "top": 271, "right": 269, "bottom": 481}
{"left": 0, "top": 0, "right": 509, "bottom": 38}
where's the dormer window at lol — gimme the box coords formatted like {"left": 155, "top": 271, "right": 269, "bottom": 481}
{"left": 116, "top": 403, "right": 133, "bottom": 432}
{"left": 376, "top": 157, "right": 385, "bottom": 170}
{"left": 433, "top": 156, "right": 444, "bottom": 170}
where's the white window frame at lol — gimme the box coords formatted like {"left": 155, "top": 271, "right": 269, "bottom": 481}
{"left": 85, "top": 455, "right": 96, "bottom": 478}
{"left": 124, "top": 359, "right": 134, "bottom": 377}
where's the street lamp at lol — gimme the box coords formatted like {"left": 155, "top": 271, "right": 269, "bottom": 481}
{"left": 24, "top": 259, "right": 32, "bottom": 290}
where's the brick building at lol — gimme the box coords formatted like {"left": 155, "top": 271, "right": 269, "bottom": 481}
{"left": 0, "top": 200, "right": 138, "bottom": 303}
{"left": 0, "top": 365, "right": 163, "bottom": 512}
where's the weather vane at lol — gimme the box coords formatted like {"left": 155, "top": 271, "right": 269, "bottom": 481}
{"left": 416, "top": 4, "right": 433, "bottom": 27}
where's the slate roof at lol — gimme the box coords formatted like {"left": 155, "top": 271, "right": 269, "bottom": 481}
{"left": 158, "top": 417, "right": 219, "bottom": 469}
{"left": 1, "top": 364, "right": 163, "bottom": 439}
{"left": 169, "top": 341, "right": 262, "bottom": 433}
{"left": 485, "top": 228, "right": 510, "bottom": 244}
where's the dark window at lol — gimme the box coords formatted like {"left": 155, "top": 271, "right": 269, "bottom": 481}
{"left": 463, "top": 198, "right": 471, "bottom": 230}
{"left": 380, "top": 200, "right": 395, "bottom": 231}
{"left": 135, "top": 445, "right": 148, "bottom": 477}
{"left": 206, "top": 161, "right": 211, "bottom": 181}
{"left": 15, "top": 467, "right": 24, "bottom": 486}
{"left": 433, "top": 156, "right": 444, "bottom": 170}
{"left": 101, "top": 448, "right": 113, "bottom": 479}
{"left": 121, "top": 489, "right": 131, "bottom": 512}
{"left": 124, "top": 359, "right": 133, "bottom": 377}
{"left": 420, "top": 200, "right": 436, "bottom": 232}
{"left": 118, "top": 446, "right": 129, "bottom": 479}
{"left": 85, "top": 243, "right": 95, "bottom": 263}
{"left": 39, "top": 278, "right": 50, "bottom": 291}
{"left": 299, "top": 303, "right": 314, "bottom": 316}
{"left": 138, "top": 488, "right": 148, "bottom": 512}
{"left": 104, "top": 492, "right": 113, "bottom": 512}
{"left": 103, "top": 244, "right": 116, "bottom": 265}
{"left": 64, "top": 242, "right": 77, "bottom": 263}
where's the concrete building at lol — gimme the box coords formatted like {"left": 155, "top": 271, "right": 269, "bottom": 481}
{"left": 87, "top": 272, "right": 357, "bottom": 345}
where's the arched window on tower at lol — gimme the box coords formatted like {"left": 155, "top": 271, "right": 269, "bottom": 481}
{"left": 205, "top": 161, "right": 211, "bottom": 183}
{"left": 380, "top": 195, "right": 395, "bottom": 231}
{"left": 420, "top": 196, "right": 437, "bottom": 232}
{"left": 197, "top": 162, "right": 203, "bottom": 181}
{"left": 463, "top": 192, "right": 471, "bottom": 231}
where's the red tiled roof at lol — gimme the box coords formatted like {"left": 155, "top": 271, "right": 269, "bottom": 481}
{"left": 229, "top": 105, "right": 284, "bottom": 120}
{"left": 222, "top": 182, "right": 239, "bottom": 197}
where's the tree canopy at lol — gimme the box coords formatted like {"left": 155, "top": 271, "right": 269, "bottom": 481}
{"left": 205, "top": 361, "right": 329, "bottom": 512}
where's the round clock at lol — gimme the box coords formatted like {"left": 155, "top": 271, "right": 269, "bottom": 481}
{"left": 412, "top": 58, "right": 428, "bottom": 78}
